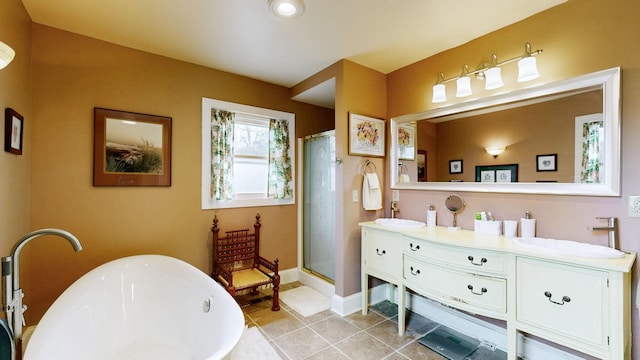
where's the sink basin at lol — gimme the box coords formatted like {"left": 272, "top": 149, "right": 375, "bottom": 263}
{"left": 374, "top": 218, "right": 426, "bottom": 229}
{"left": 512, "top": 237, "right": 625, "bottom": 259}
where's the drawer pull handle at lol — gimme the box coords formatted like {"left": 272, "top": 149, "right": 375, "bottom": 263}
{"left": 376, "top": 248, "right": 386, "bottom": 256}
{"left": 467, "top": 284, "right": 487, "bottom": 295}
{"left": 410, "top": 266, "right": 421, "bottom": 275}
{"left": 544, "top": 291, "right": 571, "bottom": 305}
{"left": 467, "top": 256, "right": 487, "bottom": 266}
{"left": 409, "top": 243, "right": 420, "bottom": 251}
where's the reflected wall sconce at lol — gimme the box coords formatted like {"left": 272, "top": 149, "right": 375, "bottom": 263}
{"left": 431, "top": 42, "right": 542, "bottom": 103}
{"left": 0, "top": 41, "right": 15, "bottom": 70}
{"left": 485, "top": 146, "right": 506, "bottom": 158}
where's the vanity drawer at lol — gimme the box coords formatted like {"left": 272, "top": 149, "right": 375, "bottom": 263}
{"left": 404, "top": 238, "right": 506, "bottom": 275}
{"left": 517, "top": 257, "right": 608, "bottom": 347}
{"left": 363, "top": 228, "right": 402, "bottom": 280}
{"left": 404, "top": 255, "right": 506, "bottom": 314}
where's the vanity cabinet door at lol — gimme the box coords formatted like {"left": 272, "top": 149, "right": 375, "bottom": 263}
{"left": 517, "top": 257, "right": 608, "bottom": 348}
{"left": 362, "top": 228, "right": 401, "bottom": 281}
{"left": 404, "top": 255, "right": 507, "bottom": 315}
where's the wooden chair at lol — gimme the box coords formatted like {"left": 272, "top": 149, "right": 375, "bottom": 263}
{"left": 211, "top": 213, "right": 280, "bottom": 311}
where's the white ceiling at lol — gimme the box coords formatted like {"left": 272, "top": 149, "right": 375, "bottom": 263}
{"left": 21, "top": 0, "right": 566, "bottom": 108}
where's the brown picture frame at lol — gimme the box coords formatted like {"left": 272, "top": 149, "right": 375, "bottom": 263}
{"left": 93, "top": 108, "right": 172, "bottom": 186}
{"left": 4, "top": 108, "right": 24, "bottom": 155}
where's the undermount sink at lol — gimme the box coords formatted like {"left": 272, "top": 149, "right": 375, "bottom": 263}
{"left": 512, "top": 237, "right": 625, "bottom": 259}
{"left": 374, "top": 218, "right": 426, "bottom": 229}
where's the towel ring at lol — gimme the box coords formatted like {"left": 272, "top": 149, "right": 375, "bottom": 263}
{"left": 398, "top": 163, "right": 408, "bottom": 175}
{"left": 363, "top": 160, "right": 377, "bottom": 174}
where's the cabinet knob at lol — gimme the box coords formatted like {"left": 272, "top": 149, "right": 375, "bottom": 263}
{"left": 410, "top": 266, "right": 421, "bottom": 276}
{"left": 467, "top": 255, "right": 488, "bottom": 266}
{"left": 544, "top": 291, "right": 571, "bottom": 305}
{"left": 409, "top": 243, "right": 420, "bottom": 251}
{"left": 467, "top": 284, "right": 487, "bottom": 295}
{"left": 375, "top": 248, "right": 386, "bottom": 256}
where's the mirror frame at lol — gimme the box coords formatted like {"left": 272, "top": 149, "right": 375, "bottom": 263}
{"left": 390, "top": 67, "right": 621, "bottom": 196}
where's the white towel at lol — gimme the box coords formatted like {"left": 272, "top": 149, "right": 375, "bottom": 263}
{"left": 399, "top": 174, "right": 411, "bottom": 182}
{"left": 362, "top": 173, "right": 382, "bottom": 210}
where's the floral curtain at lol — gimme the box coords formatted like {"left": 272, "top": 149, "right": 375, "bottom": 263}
{"left": 210, "top": 109, "right": 235, "bottom": 200}
{"left": 580, "top": 120, "right": 603, "bottom": 183}
{"left": 268, "top": 118, "right": 293, "bottom": 199}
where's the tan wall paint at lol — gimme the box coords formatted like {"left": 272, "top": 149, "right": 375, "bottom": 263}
{"left": 0, "top": 0, "right": 32, "bottom": 261}
{"left": 334, "top": 60, "right": 387, "bottom": 297}
{"left": 387, "top": 0, "right": 640, "bottom": 357}
{"left": 27, "top": 24, "right": 333, "bottom": 323}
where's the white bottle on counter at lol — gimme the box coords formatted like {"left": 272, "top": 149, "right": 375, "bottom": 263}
{"left": 427, "top": 205, "right": 437, "bottom": 227}
{"left": 520, "top": 211, "right": 536, "bottom": 238}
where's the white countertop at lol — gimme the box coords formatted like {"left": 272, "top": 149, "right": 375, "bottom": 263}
{"left": 360, "top": 222, "right": 636, "bottom": 273}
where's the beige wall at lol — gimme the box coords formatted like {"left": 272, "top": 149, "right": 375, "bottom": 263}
{"left": 0, "top": 0, "right": 32, "bottom": 263}
{"left": 26, "top": 24, "right": 333, "bottom": 323}
{"left": 387, "top": 0, "right": 640, "bottom": 357}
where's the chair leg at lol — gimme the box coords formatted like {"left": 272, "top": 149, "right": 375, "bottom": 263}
{"left": 271, "top": 274, "right": 280, "bottom": 311}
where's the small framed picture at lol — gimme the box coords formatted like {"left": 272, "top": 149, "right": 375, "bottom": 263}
{"left": 4, "top": 108, "right": 24, "bottom": 155}
{"left": 536, "top": 154, "right": 557, "bottom": 172}
{"left": 348, "top": 113, "right": 385, "bottom": 157}
{"left": 449, "top": 159, "right": 463, "bottom": 174}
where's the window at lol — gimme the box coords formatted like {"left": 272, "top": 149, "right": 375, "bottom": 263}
{"left": 201, "top": 98, "right": 295, "bottom": 209}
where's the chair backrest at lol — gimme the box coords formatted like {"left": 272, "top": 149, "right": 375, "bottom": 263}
{"left": 212, "top": 213, "right": 262, "bottom": 271}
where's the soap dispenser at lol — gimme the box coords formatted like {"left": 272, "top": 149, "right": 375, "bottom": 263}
{"left": 520, "top": 211, "right": 536, "bottom": 238}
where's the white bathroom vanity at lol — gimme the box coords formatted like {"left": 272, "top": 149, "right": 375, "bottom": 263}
{"left": 360, "top": 222, "right": 636, "bottom": 359}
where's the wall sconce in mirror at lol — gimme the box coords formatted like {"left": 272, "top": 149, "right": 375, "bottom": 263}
{"left": 431, "top": 42, "right": 542, "bottom": 103}
{"left": 485, "top": 146, "right": 506, "bottom": 158}
{"left": 0, "top": 41, "right": 15, "bottom": 70}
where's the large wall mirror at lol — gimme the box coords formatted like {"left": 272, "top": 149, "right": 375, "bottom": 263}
{"left": 390, "top": 67, "right": 620, "bottom": 196}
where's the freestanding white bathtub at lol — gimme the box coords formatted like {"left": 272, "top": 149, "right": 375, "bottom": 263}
{"left": 24, "top": 255, "right": 244, "bottom": 360}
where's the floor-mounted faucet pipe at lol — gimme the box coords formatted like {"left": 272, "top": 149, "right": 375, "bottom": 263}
{"left": 2, "top": 228, "right": 82, "bottom": 346}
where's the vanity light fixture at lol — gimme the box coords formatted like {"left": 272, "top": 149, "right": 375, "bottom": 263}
{"left": 485, "top": 146, "right": 506, "bottom": 158}
{"left": 268, "top": 0, "right": 305, "bottom": 18}
{"left": 455, "top": 65, "right": 472, "bottom": 98}
{"left": 432, "top": 72, "right": 447, "bottom": 103}
{"left": 0, "top": 41, "right": 15, "bottom": 70}
{"left": 431, "top": 42, "right": 542, "bottom": 103}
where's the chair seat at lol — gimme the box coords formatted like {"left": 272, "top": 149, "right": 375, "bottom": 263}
{"left": 219, "top": 268, "right": 272, "bottom": 289}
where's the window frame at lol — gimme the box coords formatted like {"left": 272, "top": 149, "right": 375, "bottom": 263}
{"left": 201, "top": 97, "right": 295, "bottom": 209}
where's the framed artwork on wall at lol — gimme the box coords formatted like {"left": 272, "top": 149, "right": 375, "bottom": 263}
{"left": 4, "top": 108, "right": 23, "bottom": 155}
{"left": 476, "top": 164, "right": 519, "bottom": 183}
{"left": 449, "top": 159, "right": 463, "bottom": 174}
{"left": 348, "top": 113, "right": 385, "bottom": 157}
{"left": 537, "top": 153, "right": 557, "bottom": 172}
{"left": 398, "top": 124, "right": 416, "bottom": 160}
{"left": 93, "top": 108, "right": 172, "bottom": 186}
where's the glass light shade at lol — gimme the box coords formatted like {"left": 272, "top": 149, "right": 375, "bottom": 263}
{"left": 484, "top": 67, "right": 504, "bottom": 90}
{"left": 485, "top": 146, "right": 505, "bottom": 156}
{"left": 432, "top": 83, "right": 447, "bottom": 103}
{"left": 0, "top": 41, "right": 15, "bottom": 70}
{"left": 456, "top": 76, "right": 472, "bottom": 97}
{"left": 269, "top": 0, "right": 305, "bottom": 18}
{"left": 517, "top": 56, "right": 540, "bottom": 82}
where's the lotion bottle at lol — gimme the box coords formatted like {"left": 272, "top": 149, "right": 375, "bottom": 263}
{"left": 520, "top": 211, "right": 536, "bottom": 238}
{"left": 427, "top": 205, "right": 437, "bottom": 227}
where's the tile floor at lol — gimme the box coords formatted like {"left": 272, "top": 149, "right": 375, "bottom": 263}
{"left": 237, "top": 282, "right": 451, "bottom": 360}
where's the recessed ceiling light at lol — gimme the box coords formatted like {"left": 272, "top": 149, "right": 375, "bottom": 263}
{"left": 269, "top": 0, "right": 305, "bottom": 18}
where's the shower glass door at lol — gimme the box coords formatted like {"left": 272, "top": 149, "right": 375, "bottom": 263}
{"left": 303, "top": 130, "right": 336, "bottom": 281}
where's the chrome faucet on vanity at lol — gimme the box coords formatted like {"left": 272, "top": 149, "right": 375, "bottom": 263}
{"left": 588, "top": 217, "right": 619, "bottom": 250}
{"left": 390, "top": 201, "right": 399, "bottom": 218}
{"left": 2, "top": 228, "right": 82, "bottom": 349}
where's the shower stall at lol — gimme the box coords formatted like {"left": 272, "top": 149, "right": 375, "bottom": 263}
{"left": 301, "top": 130, "right": 336, "bottom": 282}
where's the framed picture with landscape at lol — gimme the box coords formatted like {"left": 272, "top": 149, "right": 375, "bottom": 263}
{"left": 93, "top": 108, "right": 172, "bottom": 186}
